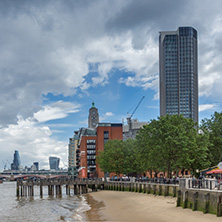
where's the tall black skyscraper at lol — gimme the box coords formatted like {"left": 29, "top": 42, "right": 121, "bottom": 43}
{"left": 159, "top": 27, "right": 198, "bottom": 122}
{"left": 11, "top": 150, "right": 21, "bottom": 170}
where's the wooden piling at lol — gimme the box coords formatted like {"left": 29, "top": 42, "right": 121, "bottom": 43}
{"left": 40, "top": 185, "right": 43, "bottom": 197}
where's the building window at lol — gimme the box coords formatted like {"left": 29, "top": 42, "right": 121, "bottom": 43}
{"left": 104, "top": 131, "right": 109, "bottom": 144}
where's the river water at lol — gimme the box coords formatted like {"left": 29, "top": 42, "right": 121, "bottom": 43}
{"left": 0, "top": 182, "right": 90, "bottom": 222}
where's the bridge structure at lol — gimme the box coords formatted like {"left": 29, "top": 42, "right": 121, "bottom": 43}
{"left": 0, "top": 174, "right": 68, "bottom": 180}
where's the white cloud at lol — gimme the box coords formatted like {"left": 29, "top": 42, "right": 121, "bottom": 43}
{"left": 105, "top": 112, "right": 114, "bottom": 117}
{"left": 119, "top": 74, "right": 159, "bottom": 91}
{"left": 199, "top": 104, "right": 219, "bottom": 112}
{"left": 34, "top": 101, "right": 80, "bottom": 123}
{"left": 0, "top": 117, "right": 67, "bottom": 170}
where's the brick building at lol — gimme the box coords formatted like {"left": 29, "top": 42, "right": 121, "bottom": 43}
{"left": 77, "top": 123, "right": 123, "bottom": 178}
{"left": 96, "top": 123, "right": 123, "bottom": 178}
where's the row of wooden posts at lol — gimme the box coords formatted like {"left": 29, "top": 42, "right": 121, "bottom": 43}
{"left": 16, "top": 179, "right": 101, "bottom": 197}
{"left": 16, "top": 178, "right": 178, "bottom": 198}
{"left": 104, "top": 182, "right": 178, "bottom": 197}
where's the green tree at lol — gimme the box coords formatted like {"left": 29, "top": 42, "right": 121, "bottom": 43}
{"left": 136, "top": 115, "right": 209, "bottom": 178}
{"left": 122, "top": 139, "right": 143, "bottom": 176}
{"left": 97, "top": 139, "right": 142, "bottom": 176}
{"left": 188, "top": 132, "right": 211, "bottom": 176}
{"left": 97, "top": 140, "right": 125, "bottom": 176}
{"left": 201, "top": 111, "right": 222, "bottom": 166}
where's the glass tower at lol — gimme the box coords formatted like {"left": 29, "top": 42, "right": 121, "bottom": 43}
{"left": 49, "top": 157, "right": 60, "bottom": 170}
{"left": 11, "top": 150, "right": 21, "bottom": 170}
{"left": 159, "top": 27, "right": 198, "bottom": 123}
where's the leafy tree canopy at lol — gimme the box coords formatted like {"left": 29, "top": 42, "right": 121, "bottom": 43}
{"left": 201, "top": 111, "right": 222, "bottom": 166}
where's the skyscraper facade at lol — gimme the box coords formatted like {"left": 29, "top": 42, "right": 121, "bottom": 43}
{"left": 11, "top": 150, "right": 22, "bottom": 170}
{"left": 159, "top": 27, "right": 198, "bottom": 122}
{"left": 68, "top": 131, "right": 79, "bottom": 167}
{"left": 33, "top": 162, "right": 39, "bottom": 171}
{"left": 49, "top": 157, "right": 60, "bottom": 170}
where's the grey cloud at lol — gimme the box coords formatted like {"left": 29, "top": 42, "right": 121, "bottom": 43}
{"left": 0, "top": 0, "right": 222, "bottom": 126}
{"left": 106, "top": 0, "right": 188, "bottom": 33}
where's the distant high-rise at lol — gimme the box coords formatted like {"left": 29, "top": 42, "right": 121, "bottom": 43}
{"left": 11, "top": 150, "right": 21, "bottom": 170}
{"left": 88, "top": 102, "right": 99, "bottom": 128}
{"left": 49, "top": 157, "right": 60, "bottom": 170}
{"left": 159, "top": 27, "right": 198, "bottom": 122}
{"left": 33, "top": 162, "right": 39, "bottom": 171}
{"left": 68, "top": 131, "right": 79, "bottom": 168}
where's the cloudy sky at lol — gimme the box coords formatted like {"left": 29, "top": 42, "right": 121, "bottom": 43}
{"left": 0, "top": 0, "right": 222, "bottom": 171}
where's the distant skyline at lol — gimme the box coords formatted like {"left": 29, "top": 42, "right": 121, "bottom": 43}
{"left": 0, "top": 0, "right": 222, "bottom": 170}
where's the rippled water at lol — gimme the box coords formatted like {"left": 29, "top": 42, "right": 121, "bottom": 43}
{"left": 0, "top": 182, "right": 90, "bottom": 222}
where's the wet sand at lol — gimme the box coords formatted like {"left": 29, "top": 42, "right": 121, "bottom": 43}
{"left": 85, "top": 190, "right": 222, "bottom": 222}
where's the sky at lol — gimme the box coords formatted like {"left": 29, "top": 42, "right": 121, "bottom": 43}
{"left": 0, "top": 0, "right": 222, "bottom": 171}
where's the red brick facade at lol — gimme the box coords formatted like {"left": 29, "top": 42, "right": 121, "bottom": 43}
{"left": 79, "top": 136, "right": 97, "bottom": 178}
{"left": 96, "top": 124, "right": 123, "bottom": 178}
{"left": 78, "top": 123, "right": 122, "bottom": 179}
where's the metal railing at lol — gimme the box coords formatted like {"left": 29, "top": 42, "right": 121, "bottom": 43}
{"left": 109, "top": 177, "right": 179, "bottom": 185}
{"left": 187, "top": 179, "right": 222, "bottom": 190}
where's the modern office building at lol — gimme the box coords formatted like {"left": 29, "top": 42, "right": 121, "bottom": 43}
{"left": 49, "top": 157, "right": 60, "bottom": 170}
{"left": 68, "top": 131, "right": 79, "bottom": 168}
{"left": 11, "top": 150, "right": 22, "bottom": 170}
{"left": 33, "top": 162, "right": 39, "bottom": 171}
{"left": 159, "top": 27, "right": 198, "bottom": 122}
{"left": 88, "top": 102, "right": 99, "bottom": 128}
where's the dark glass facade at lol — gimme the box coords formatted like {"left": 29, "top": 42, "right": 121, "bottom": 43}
{"left": 159, "top": 27, "right": 198, "bottom": 122}
{"left": 33, "top": 162, "right": 39, "bottom": 171}
{"left": 49, "top": 157, "right": 60, "bottom": 170}
{"left": 11, "top": 150, "right": 21, "bottom": 170}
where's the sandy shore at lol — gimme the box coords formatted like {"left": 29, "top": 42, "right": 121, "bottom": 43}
{"left": 84, "top": 190, "right": 222, "bottom": 222}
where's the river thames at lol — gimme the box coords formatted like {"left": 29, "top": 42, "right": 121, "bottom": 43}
{"left": 0, "top": 182, "right": 90, "bottom": 221}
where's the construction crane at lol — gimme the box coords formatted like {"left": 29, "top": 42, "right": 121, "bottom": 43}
{"left": 127, "top": 96, "right": 145, "bottom": 131}
{"left": 2, "top": 160, "right": 7, "bottom": 171}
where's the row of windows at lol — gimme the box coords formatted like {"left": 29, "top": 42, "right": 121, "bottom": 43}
{"left": 87, "top": 144, "right": 96, "bottom": 149}
{"left": 104, "top": 131, "right": 109, "bottom": 139}
{"left": 166, "top": 98, "right": 178, "bottom": 101}
{"left": 166, "top": 106, "right": 179, "bottom": 109}
{"left": 87, "top": 150, "right": 96, "bottom": 154}
{"left": 166, "top": 96, "right": 178, "bottom": 99}
{"left": 87, "top": 155, "right": 96, "bottom": 159}
{"left": 87, "top": 140, "right": 96, "bottom": 144}
{"left": 166, "top": 103, "right": 179, "bottom": 106}
{"left": 166, "top": 80, "right": 178, "bottom": 83}
{"left": 166, "top": 110, "right": 179, "bottom": 113}
{"left": 166, "top": 102, "right": 178, "bottom": 105}
{"left": 167, "top": 112, "right": 179, "bottom": 115}
{"left": 87, "top": 161, "right": 96, "bottom": 165}
{"left": 165, "top": 70, "right": 178, "bottom": 73}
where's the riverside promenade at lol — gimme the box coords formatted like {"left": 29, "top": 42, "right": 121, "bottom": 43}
{"left": 106, "top": 178, "right": 222, "bottom": 216}
{"left": 16, "top": 177, "right": 222, "bottom": 216}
